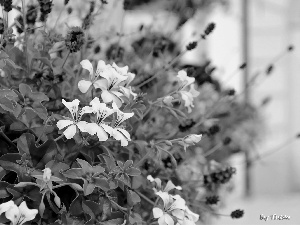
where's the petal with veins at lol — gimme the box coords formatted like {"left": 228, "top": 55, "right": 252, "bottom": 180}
{"left": 84, "top": 123, "right": 99, "bottom": 135}
{"left": 164, "top": 213, "right": 174, "bottom": 225}
{"left": 94, "top": 60, "right": 108, "bottom": 78}
{"left": 96, "top": 126, "right": 109, "bottom": 141}
{"left": 5, "top": 203, "right": 20, "bottom": 225}
{"left": 18, "top": 201, "right": 38, "bottom": 225}
{"left": 63, "top": 124, "right": 77, "bottom": 139}
{"left": 57, "top": 119, "right": 74, "bottom": 130}
{"left": 78, "top": 80, "right": 92, "bottom": 93}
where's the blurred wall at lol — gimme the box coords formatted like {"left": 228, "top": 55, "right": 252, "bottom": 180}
{"left": 208, "top": 0, "right": 300, "bottom": 196}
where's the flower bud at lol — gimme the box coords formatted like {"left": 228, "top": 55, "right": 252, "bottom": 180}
{"left": 42, "top": 168, "right": 52, "bottom": 182}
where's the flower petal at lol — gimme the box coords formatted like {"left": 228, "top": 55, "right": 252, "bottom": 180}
{"left": 18, "top": 201, "right": 38, "bottom": 225}
{"left": 112, "top": 62, "right": 128, "bottom": 76}
{"left": 101, "top": 124, "right": 114, "bottom": 135}
{"left": 78, "top": 80, "right": 92, "bottom": 93}
{"left": 76, "top": 121, "right": 89, "bottom": 132}
{"left": 95, "top": 60, "right": 108, "bottom": 78}
{"left": 156, "top": 191, "right": 171, "bottom": 209}
{"left": 57, "top": 119, "right": 74, "bottom": 130}
{"left": 171, "top": 209, "right": 185, "bottom": 220}
{"left": 5, "top": 204, "right": 20, "bottom": 225}
{"left": 62, "top": 99, "right": 80, "bottom": 116}
{"left": 63, "top": 124, "right": 77, "bottom": 139}
{"left": 164, "top": 181, "right": 182, "bottom": 192}
{"left": 93, "top": 79, "right": 108, "bottom": 90}
{"left": 80, "top": 59, "right": 94, "bottom": 77}
{"left": 84, "top": 123, "right": 100, "bottom": 135}
{"left": 153, "top": 207, "right": 164, "bottom": 218}
{"left": 164, "top": 213, "right": 174, "bottom": 225}
{"left": 96, "top": 126, "right": 109, "bottom": 141}
{"left": 101, "top": 90, "right": 122, "bottom": 107}
{"left": 0, "top": 200, "right": 15, "bottom": 215}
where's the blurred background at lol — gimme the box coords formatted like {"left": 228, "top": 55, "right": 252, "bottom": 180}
{"left": 6, "top": 0, "right": 300, "bottom": 224}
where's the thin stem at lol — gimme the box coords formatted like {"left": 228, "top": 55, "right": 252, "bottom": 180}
{"left": 204, "top": 142, "right": 223, "bottom": 157}
{"left": 134, "top": 149, "right": 152, "bottom": 168}
{"left": 61, "top": 51, "right": 70, "bottom": 69}
{"left": 0, "top": 127, "right": 17, "bottom": 149}
{"left": 54, "top": 134, "right": 65, "bottom": 142}
{"left": 135, "top": 190, "right": 155, "bottom": 205}
{"left": 21, "top": 0, "right": 29, "bottom": 72}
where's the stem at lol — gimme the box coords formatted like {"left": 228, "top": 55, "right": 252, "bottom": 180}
{"left": 54, "top": 134, "right": 64, "bottom": 142}
{"left": 61, "top": 51, "right": 70, "bottom": 69}
{"left": 135, "top": 50, "right": 187, "bottom": 89}
{"left": 134, "top": 149, "right": 152, "bottom": 168}
{"left": 203, "top": 143, "right": 223, "bottom": 157}
{"left": 21, "top": 0, "right": 29, "bottom": 72}
{"left": 135, "top": 190, "right": 155, "bottom": 205}
{"left": 0, "top": 127, "right": 17, "bottom": 149}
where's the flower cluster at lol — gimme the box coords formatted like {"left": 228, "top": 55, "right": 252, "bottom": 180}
{"left": 57, "top": 97, "right": 134, "bottom": 146}
{"left": 78, "top": 59, "right": 137, "bottom": 107}
{"left": 148, "top": 176, "right": 199, "bottom": 225}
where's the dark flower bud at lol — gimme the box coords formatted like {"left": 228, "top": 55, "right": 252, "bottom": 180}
{"left": 288, "top": 45, "right": 294, "bottom": 51}
{"left": 0, "top": 0, "right": 3, "bottom": 6}
{"left": 266, "top": 65, "right": 274, "bottom": 75}
{"left": 3, "top": 0, "right": 12, "bottom": 12}
{"left": 67, "top": 7, "right": 72, "bottom": 14}
{"left": 226, "top": 89, "right": 235, "bottom": 96}
{"left": 239, "top": 62, "right": 247, "bottom": 69}
{"left": 94, "top": 45, "right": 101, "bottom": 54}
{"left": 231, "top": 209, "right": 244, "bottom": 219}
{"left": 205, "top": 196, "right": 219, "bottom": 205}
{"left": 204, "top": 22, "right": 216, "bottom": 36}
{"left": 65, "top": 26, "right": 85, "bottom": 53}
{"left": 26, "top": 5, "right": 38, "bottom": 25}
{"left": 101, "top": 0, "right": 108, "bottom": 4}
{"left": 139, "top": 24, "right": 144, "bottom": 31}
{"left": 0, "top": 18, "right": 4, "bottom": 35}
{"left": 15, "top": 15, "right": 24, "bottom": 34}
{"left": 186, "top": 41, "right": 198, "bottom": 51}
{"left": 89, "top": 1, "right": 95, "bottom": 13}
{"left": 223, "top": 137, "right": 232, "bottom": 145}
{"left": 208, "top": 124, "right": 220, "bottom": 136}
{"left": 64, "top": 0, "right": 69, "bottom": 5}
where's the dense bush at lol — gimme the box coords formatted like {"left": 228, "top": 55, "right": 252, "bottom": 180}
{"left": 0, "top": 0, "right": 271, "bottom": 224}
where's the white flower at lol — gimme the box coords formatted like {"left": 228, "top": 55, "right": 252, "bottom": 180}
{"left": 162, "top": 96, "right": 174, "bottom": 107}
{"left": 84, "top": 97, "right": 114, "bottom": 141}
{"left": 42, "top": 168, "right": 52, "bottom": 182}
{"left": 94, "top": 65, "right": 128, "bottom": 107}
{"left": 179, "top": 134, "right": 202, "bottom": 151}
{"left": 110, "top": 102, "right": 134, "bottom": 146}
{"left": 56, "top": 99, "right": 93, "bottom": 139}
{"left": 78, "top": 60, "right": 110, "bottom": 93}
{"left": 147, "top": 175, "right": 182, "bottom": 193}
{"left": 112, "top": 62, "right": 129, "bottom": 76}
{"left": 119, "top": 72, "right": 137, "bottom": 100}
{"left": 176, "top": 70, "right": 200, "bottom": 113}
{"left": 153, "top": 192, "right": 186, "bottom": 225}
{"left": 176, "top": 206, "right": 199, "bottom": 225}
{"left": 0, "top": 201, "right": 38, "bottom": 225}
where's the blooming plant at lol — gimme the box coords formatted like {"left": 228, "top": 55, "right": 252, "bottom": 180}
{"left": 0, "top": 0, "right": 287, "bottom": 224}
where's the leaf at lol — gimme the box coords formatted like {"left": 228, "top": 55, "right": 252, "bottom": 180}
{"left": 39, "top": 194, "right": 46, "bottom": 218}
{"left": 123, "top": 160, "right": 133, "bottom": 170}
{"left": 94, "top": 178, "right": 110, "bottom": 191}
{"left": 69, "top": 194, "right": 84, "bottom": 217}
{"left": 100, "top": 154, "right": 117, "bottom": 172}
{"left": 84, "top": 182, "right": 96, "bottom": 196}
{"left": 100, "top": 219, "right": 124, "bottom": 225}
{"left": 63, "top": 168, "right": 85, "bottom": 180}
{"left": 129, "top": 213, "right": 143, "bottom": 225}
{"left": 125, "top": 167, "right": 141, "bottom": 177}
{"left": 17, "top": 133, "right": 34, "bottom": 155}
{"left": 126, "top": 189, "right": 140, "bottom": 207}
{"left": 100, "top": 197, "right": 111, "bottom": 222}
{"left": 131, "top": 176, "right": 143, "bottom": 189}
{"left": 10, "top": 121, "right": 28, "bottom": 131}
{"left": 0, "top": 181, "right": 10, "bottom": 198}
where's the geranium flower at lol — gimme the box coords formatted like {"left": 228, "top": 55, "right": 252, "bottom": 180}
{"left": 95, "top": 65, "right": 128, "bottom": 107}
{"left": 84, "top": 97, "right": 114, "bottom": 141}
{"left": 176, "top": 206, "right": 199, "bottom": 225}
{"left": 147, "top": 175, "right": 182, "bottom": 193}
{"left": 110, "top": 102, "right": 134, "bottom": 146}
{"left": 153, "top": 192, "right": 186, "bottom": 225}
{"left": 56, "top": 99, "right": 93, "bottom": 139}
{"left": 78, "top": 59, "right": 109, "bottom": 93}
{"left": 176, "top": 70, "right": 200, "bottom": 113}
{"left": 112, "top": 62, "right": 129, "bottom": 76}
{"left": 178, "top": 134, "right": 202, "bottom": 151}
{"left": 119, "top": 72, "right": 137, "bottom": 100}
{"left": 0, "top": 201, "right": 38, "bottom": 225}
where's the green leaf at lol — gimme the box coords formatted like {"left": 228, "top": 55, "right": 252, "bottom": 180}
{"left": 129, "top": 213, "right": 143, "bottom": 225}
{"left": 125, "top": 167, "right": 141, "bottom": 177}
{"left": 94, "top": 178, "right": 110, "bottom": 191}
{"left": 63, "top": 168, "right": 85, "bottom": 180}
{"left": 126, "top": 189, "right": 140, "bottom": 207}
{"left": 100, "top": 197, "right": 111, "bottom": 222}
{"left": 17, "top": 133, "right": 34, "bottom": 155}
{"left": 100, "top": 219, "right": 124, "bottom": 225}
{"left": 84, "top": 182, "right": 96, "bottom": 196}
{"left": 0, "top": 181, "right": 10, "bottom": 198}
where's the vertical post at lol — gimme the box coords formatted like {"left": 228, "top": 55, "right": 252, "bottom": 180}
{"left": 242, "top": 0, "right": 251, "bottom": 197}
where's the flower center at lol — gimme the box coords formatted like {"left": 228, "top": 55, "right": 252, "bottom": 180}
{"left": 108, "top": 77, "right": 118, "bottom": 90}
